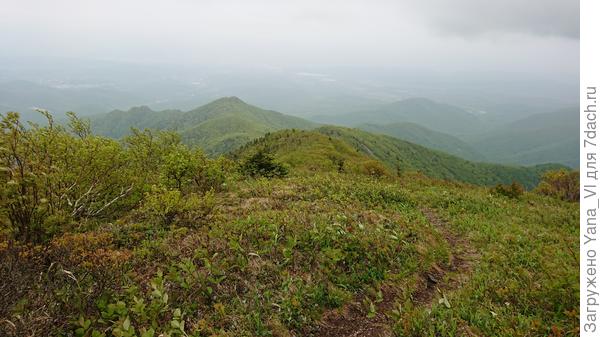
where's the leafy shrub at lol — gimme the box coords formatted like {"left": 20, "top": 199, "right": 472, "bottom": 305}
{"left": 139, "top": 186, "right": 215, "bottom": 227}
{"left": 192, "top": 156, "right": 234, "bottom": 194}
{"left": 0, "top": 111, "right": 135, "bottom": 243}
{"left": 361, "top": 160, "right": 389, "bottom": 178}
{"left": 123, "top": 129, "right": 181, "bottom": 187}
{"left": 240, "top": 149, "right": 288, "bottom": 178}
{"left": 535, "top": 169, "right": 579, "bottom": 202}
{"left": 160, "top": 145, "right": 205, "bottom": 192}
{"left": 492, "top": 181, "right": 525, "bottom": 199}
{"left": 125, "top": 129, "right": 231, "bottom": 195}
{"left": 73, "top": 271, "right": 188, "bottom": 337}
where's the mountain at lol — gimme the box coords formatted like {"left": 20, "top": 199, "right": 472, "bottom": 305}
{"left": 90, "top": 97, "right": 318, "bottom": 155}
{"left": 312, "top": 97, "right": 487, "bottom": 135}
{"left": 235, "top": 126, "right": 564, "bottom": 189}
{"left": 465, "top": 107, "right": 578, "bottom": 168}
{"left": 357, "top": 122, "right": 485, "bottom": 161}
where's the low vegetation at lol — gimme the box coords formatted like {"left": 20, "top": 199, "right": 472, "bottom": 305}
{"left": 491, "top": 181, "right": 525, "bottom": 199}
{"left": 0, "top": 111, "right": 579, "bottom": 336}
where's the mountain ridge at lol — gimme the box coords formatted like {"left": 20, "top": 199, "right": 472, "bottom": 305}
{"left": 90, "top": 96, "right": 318, "bottom": 155}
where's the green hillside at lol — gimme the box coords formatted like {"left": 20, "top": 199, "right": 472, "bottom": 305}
{"left": 237, "top": 127, "right": 562, "bottom": 189}
{"left": 358, "top": 122, "right": 485, "bottom": 161}
{"left": 90, "top": 97, "right": 317, "bottom": 155}
{"left": 233, "top": 129, "right": 388, "bottom": 176}
{"left": 465, "top": 107, "right": 578, "bottom": 167}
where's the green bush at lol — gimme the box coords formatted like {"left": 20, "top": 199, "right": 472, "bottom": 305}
{"left": 240, "top": 149, "right": 288, "bottom": 178}
{"left": 192, "top": 155, "right": 233, "bottom": 194}
{"left": 492, "top": 181, "right": 525, "bottom": 199}
{"left": 0, "top": 111, "right": 135, "bottom": 243}
{"left": 139, "top": 186, "right": 215, "bottom": 227}
{"left": 160, "top": 145, "right": 205, "bottom": 192}
{"left": 361, "top": 160, "right": 389, "bottom": 178}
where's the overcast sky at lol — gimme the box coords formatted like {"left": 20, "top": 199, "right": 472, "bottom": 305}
{"left": 0, "top": 0, "right": 579, "bottom": 78}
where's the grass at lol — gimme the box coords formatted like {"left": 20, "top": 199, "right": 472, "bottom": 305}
{"left": 393, "top": 176, "right": 579, "bottom": 336}
{"left": 0, "top": 170, "right": 578, "bottom": 336}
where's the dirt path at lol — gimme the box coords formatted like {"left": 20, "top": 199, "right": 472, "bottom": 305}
{"left": 313, "top": 208, "right": 478, "bottom": 337}
{"left": 413, "top": 208, "right": 479, "bottom": 307}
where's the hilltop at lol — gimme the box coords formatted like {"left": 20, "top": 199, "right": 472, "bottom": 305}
{"left": 90, "top": 97, "right": 317, "bottom": 155}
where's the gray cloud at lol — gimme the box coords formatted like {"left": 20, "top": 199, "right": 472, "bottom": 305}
{"left": 409, "top": 0, "right": 579, "bottom": 39}
{"left": 0, "top": 0, "right": 579, "bottom": 80}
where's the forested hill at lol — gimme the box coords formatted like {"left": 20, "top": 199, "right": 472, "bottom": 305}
{"left": 90, "top": 97, "right": 317, "bottom": 155}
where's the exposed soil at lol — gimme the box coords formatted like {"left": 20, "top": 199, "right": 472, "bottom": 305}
{"left": 313, "top": 208, "right": 479, "bottom": 337}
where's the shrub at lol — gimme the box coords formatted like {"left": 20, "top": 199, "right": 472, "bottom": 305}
{"left": 125, "top": 129, "right": 230, "bottom": 195}
{"left": 361, "top": 160, "right": 389, "bottom": 178}
{"left": 139, "top": 186, "right": 215, "bottom": 227}
{"left": 535, "top": 169, "right": 579, "bottom": 202}
{"left": 160, "top": 145, "right": 205, "bottom": 192}
{"left": 192, "top": 156, "right": 233, "bottom": 194}
{"left": 0, "top": 111, "right": 134, "bottom": 243}
{"left": 492, "top": 181, "right": 525, "bottom": 199}
{"left": 240, "top": 149, "right": 288, "bottom": 178}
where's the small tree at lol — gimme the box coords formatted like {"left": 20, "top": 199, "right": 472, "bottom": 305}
{"left": 240, "top": 149, "right": 288, "bottom": 178}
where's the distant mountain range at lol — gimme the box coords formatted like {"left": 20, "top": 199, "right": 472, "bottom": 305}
{"left": 85, "top": 96, "right": 576, "bottom": 175}
{"left": 90, "top": 97, "right": 317, "bottom": 155}
{"left": 312, "top": 97, "right": 578, "bottom": 168}
{"left": 463, "top": 107, "right": 579, "bottom": 168}
{"left": 312, "top": 97, "right": 488, "bottom": 135}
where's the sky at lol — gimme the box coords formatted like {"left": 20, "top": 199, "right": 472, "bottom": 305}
{"left": 0, "top": 0, "right": 579, "bottom": 78}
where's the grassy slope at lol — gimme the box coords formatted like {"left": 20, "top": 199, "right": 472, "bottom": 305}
{"left": 396, "top": 174, "right": 578, "bottom": 336}
{"left": 90, "top": 97, "right": 317, "bottom": 156}
{"left": 357, "top": 122, "right": 485, "bottom": 161}
{"left": 3, "top": 172, "right": 577, "bottom": 336}
{"left": 233, "top": 129, "right": 382, "bottom": 175}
